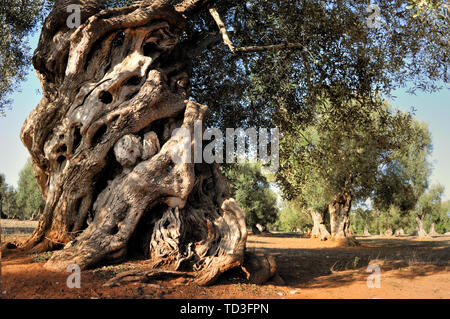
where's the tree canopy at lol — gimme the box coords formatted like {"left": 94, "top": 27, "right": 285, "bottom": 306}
{"left": 277, "top": 98, "right": 416, "bottom": 206}
{"left": 1, "top": 161, "right": 45, "bottom": 220}
{"left": 275, "top": 198, "right": 312, "bottom": 233}
{"left": 2, "top": 0, "right": 448, "bottom": 124}
{"left": 189, "top": 0, "right": 449, "bottom": 131}
{"left": 373, "top": 119, "right": 432, "bottom": 212}
{"left": 0, "top": 0, "right": 49, "bottom": 115}
{"left": 274, "top": 95, "right": 433, "bottom": 241}
{"left": 16, "top": 159, "right": 45, "bottom": 219}
{"left": 223, "top": 162, "right": 278, "bottom": 232}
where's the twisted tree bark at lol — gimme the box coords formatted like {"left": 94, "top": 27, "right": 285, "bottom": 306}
{"left": 329, "top": 192, "right": 359, "bottom": 245}
{"left": 415, "top": 216, "right": 429, "bottom": 239}
{"left": 11, "top": 0, "right": 274, "bottom": 285}
{"left": 310, "top": 208, "right": 330, "bottom": 241}
{"left": 429, "top": 223, "right": 439, "bottom": 237}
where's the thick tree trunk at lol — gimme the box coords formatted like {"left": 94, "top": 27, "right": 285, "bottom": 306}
{"left": 329, "top": 192, "right": 351, "bottom": 239}
{"left": 415, "top": 216, "right": 429, "bottom": 238}
{"left": 7, "top": 0, "right": 273, "bottom": 286}
{"left": 310, "top": 209, "right": 330, "bottom": 240}
{"left": 329, "top": 192, "right": 358, "bottom": 245}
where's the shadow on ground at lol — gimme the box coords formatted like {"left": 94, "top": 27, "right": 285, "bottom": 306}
{"left": 240, "top": 234, "right": 450, "bottom": 289}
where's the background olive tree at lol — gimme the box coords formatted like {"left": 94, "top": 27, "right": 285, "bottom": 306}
{"left": 223, "top": 162, "right": 278, "bottom": 234}
{"left": 0, "top": 160, "right": 45, "bottom": 219}
{"left": 16, "top": 159, "right": 45, "bottom": 220}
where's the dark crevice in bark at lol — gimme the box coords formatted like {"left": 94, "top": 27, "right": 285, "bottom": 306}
{"left": 127, "top": 202, "right": 167, "bottom": 259}
{"left": 99, "top": 91, "right": 113, "bottom": 104}
{"left": 143, "top": 42, "right": 163, "bottom": 57}
{"left": 72, "top": 126, "right": 82, "bottom": 152}
{"left": 125, "top": 91, "right": 139, "bottom": 101}
{"left": 126, "top": 76, "right": 142, "bottom": 86}
{"left": 57, "top": 155, "right": 66, "bottom": 165}
{"left": 74, "top": 197, "right": 83, "bottom": 214}
{"left": 85, "top": 34, "right": 109, "bottom": 71}
{"left": 92, "top": 150, "right": 122, "bottom": 202}
{"left": 112, "top": 31, "right": 125, "bottom": 48}
{"left": 92, "top": 124, "right": 109, "bottom": 145}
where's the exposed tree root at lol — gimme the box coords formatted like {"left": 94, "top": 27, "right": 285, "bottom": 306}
{"left": 102, "top": 252, "right": 282, "bottom": 287}
{"left": 241, "top": 252, "right": 284, "bottom": 285}
{"left": 103, "top": 269, "right": 195, "bottom": 287}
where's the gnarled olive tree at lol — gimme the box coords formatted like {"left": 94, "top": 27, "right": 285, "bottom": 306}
{"left": 15, "top": 0, "right": 276, "bottom": 286}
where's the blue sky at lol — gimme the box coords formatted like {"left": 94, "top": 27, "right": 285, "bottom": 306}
{"left": 389, "top": 86, "right": 450, "bottom": 201}
{"left": 0, "top": 33, "right": 449, "bottom": 201}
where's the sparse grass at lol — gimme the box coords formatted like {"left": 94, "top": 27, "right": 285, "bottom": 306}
{"left": 96, "top": 263, "right": 139, "bottom": 275}
{"left": 352, "top": 256, "right": 360, "bottom": 269}
{"left": 32, "top": 251, "right": 53, "bottom": 263}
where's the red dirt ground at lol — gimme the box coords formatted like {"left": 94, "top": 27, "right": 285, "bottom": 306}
{"left": 1, "top": 233, "right": 449, "bottom": 299}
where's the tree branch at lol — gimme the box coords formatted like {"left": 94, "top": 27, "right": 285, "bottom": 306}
{"left": 175, "top": 0, "right": 216, "bottom": 14}
{"left": 208, "top": 7, "right": 236, "bottom": 53}
{"left": 208, "top": 6, "right": 315, "bottom": 57}
{"left": 235, "top": 43, "right": 310, "bottom": 54}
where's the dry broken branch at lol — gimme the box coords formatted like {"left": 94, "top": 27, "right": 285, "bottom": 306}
{"left": 208, "top": 7, "right": 236, "bottom": 53}
{"left": 208, "top": 6, "right": 315, "bottom": 57}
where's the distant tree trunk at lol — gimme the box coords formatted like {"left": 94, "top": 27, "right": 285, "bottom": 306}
{"left": 329, "top": 192, "right": 351, "bottom": 238}
{"left": 30, "top": 207, "right": 42, "bottom": 221}
{"left": 6, "top": 0, "right": 276, "bottom": 286}
{"left": 305, "top": 227, "right": 312, "bottom": 237}
{"left": 310, "top": 208, "right": 331, "bottom": 240}
{"left": 363, "top": 227, "right": 371, "bottom": 236}
{"left": 415, "top": 216, "right": 429, "bottom": 238}
{"left": 256, "top": 223, "right": 268, "bottom": 233}
{"left": 0, "top": 192, "right": 6, "bottom": 219}
{"left": 0, "top": 195, "right": 5, "bottom": 219}
{"left": 0, "top": 214, "right": 2, "bottom": 288}
{"left": 429, "top": 223, "right": 439, "bottom": 236}
{"left": 329, "top": 192, "right": 358, "bottom": 245}
{"left": 251, "top": 224, "right": 261, "bottom": 235}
